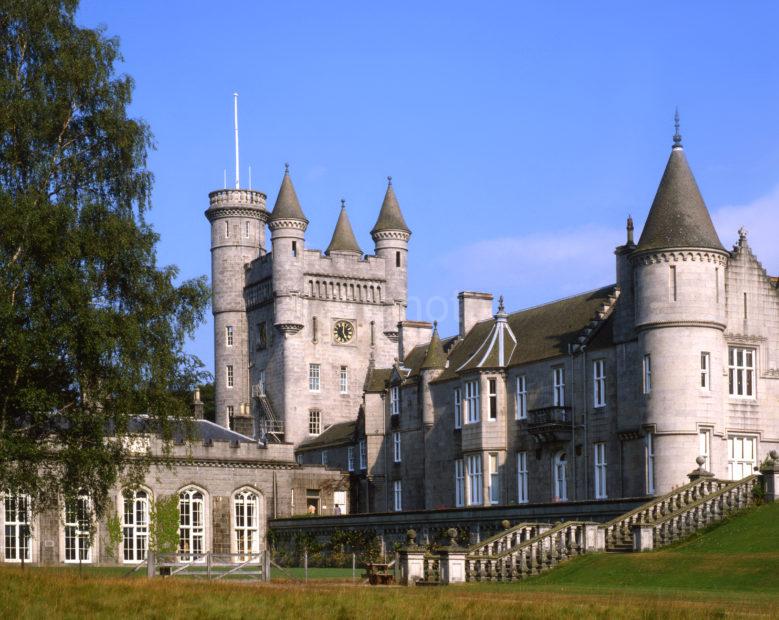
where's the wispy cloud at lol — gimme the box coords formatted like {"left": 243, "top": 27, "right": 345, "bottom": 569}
{"left": 713, "top": 186, "right": 779, "bottom": 269}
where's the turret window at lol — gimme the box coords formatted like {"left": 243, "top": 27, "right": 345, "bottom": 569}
{"left": 244, "top": 221, "right": 250, "bottom": 238}
{"left": 226, "top": 325, "right": 234, "bottom": 347}
{"left": 642, "top": 355, "right": 651, "bottom": 394}
{"left": 395, "top": 251, "right": 401, "bottom": 267}
{"left": 728, "top": 347, "right": 755, "bottom": 398}
{"left": 225, "top": 221, "right": 230, "bottom": 238}
{"left": 226, "top": 365, "right": 234, "bottom": 388}
{"left": 291, "top": 241, "right": 297, "bottom": 257}
{"left": 669, "top": 265, "right": 677, "bottom": 301}
{"left": 700, "top": 353, "right": 711, "bottom": 390}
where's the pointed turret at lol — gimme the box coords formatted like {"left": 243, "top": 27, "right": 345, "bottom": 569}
{"left": 371, "top": 176, "right": 410, "bottom": 235}
{"left": 269, "top": 164, "right": 308, "bottom": 223}
{"left": 326, "top": 200, "right": 362, "bottom": 255}
{"left": 420, "top": 322, "right": 447, "bottom": 370}
{"left": 636, "top": 115, "right": 724, "bottom": 253}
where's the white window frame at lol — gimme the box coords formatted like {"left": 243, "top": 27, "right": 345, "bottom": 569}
{"left": 645, "top": 433, "right": 655, "bottom": 495}
{"left": 700, "top": 352, "right": 711, "bottom": 390}
{"left": 308, "top": 410, "right": 321, "bottom": 436}
{"left": 454, "top": 459, "right": 465, "bottom": 507}
{"left": 728, "top": 347, "right": 756, "bottom": 399}
{"left": 699, "top": 429, "right": 712, "bottom": 471}
{"left": 487, "top": 378, "right": 498, "bottom": 421}
{"left": 359, "top": 439, "right": 367, "bottom": 470}
{"left": 339, "top": 366, "right": 349, "bottom": 394}
{"left": 393, "top": 432, "right": 401, "bottom": 463}
{"left": 515, "top": 376, "right": 527, "bottom": 420}
{"left": 453, "top": 388, "right": 462, "bottom": 429}
{"left": 347, "top": 446, "right": 354, "bottom": 472}
{"left": 179, "top": 488, "right": 206, "bottom": 562}
{"left": 308, "top": 363, "right": 321, "bottom": 392}
{"left": 553, "top": 451, "right": 567, "bottom": 501}
{"left": 122, "top": 489, "right": 150, "bottom": 564}
{"left": 3, "top": 494, "right": 31, "bottom": 562}
{"left": 233, "top": 489, "right": 260, "bottom": 561}
{"left": 464, "top": 380, "right": 480, "bottom": 424}
{"left": 594, "top": 443, "right": 607, "bottom": 499}
{"left": 727, "top": 435, "right": 757, "bottom": 480}
{"left": 642, "top": 354, "right": 651, "bottom": 394}
{"left": 389, "top": 385, "right": 400, "bottom": 416}
{"left": 226, "top": 365, "right": 234, "bottom": 388}
{"left": 226, "top": 325, "right": 234, "bottom": 347}
{"left": 516, "top": 452, "right": 528, "bottom": 504}
{"left": 593, "top": 360, "right": 606, "bottom": 408}
{"left": 488, "top": 452, "right": 500, "bottom": 505}
{"left": 553, "top": 367, "right": 565, "bottom": 407}
{"left": 393, "top": 480, "right": 402, "bottom": 512}
{"left": 466, "top": 454, "right": 483, "bottom": 506}
{"left": 64, "top": 493, "right": 92, "bottom": 563}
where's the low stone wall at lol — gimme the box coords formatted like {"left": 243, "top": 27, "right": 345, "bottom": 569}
{"left": 269, "top": 496, "right": 648, "bottom": 561}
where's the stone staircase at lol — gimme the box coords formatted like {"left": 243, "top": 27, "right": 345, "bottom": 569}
{"left": 402, "top": 472, "right": 761, "bottom": 585}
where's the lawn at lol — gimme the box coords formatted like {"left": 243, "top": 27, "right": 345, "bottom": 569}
{"left": 1, "top": 502, "right": 776, "bottom": 619}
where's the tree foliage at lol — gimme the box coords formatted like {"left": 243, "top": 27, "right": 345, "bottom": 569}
{"left": 0, "top": 1, "right": 210, "bottom": 517}
{"left": 149, "top": 494, "right": 180, "bottom": 554}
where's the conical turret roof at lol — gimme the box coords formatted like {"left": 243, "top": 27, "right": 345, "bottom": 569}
{"left": 269, "top": 165, "right": 307, "bottom": 222}
{"left": 636, "top": 142, "right": 724, "bottom": 253}
{"left": 420, "top": 323, "right": 447, "bottom": 370}
{"left": 326, "top": 202, "right": 362, "bottom": 255}
{"left": 371, "top": 177, "right": 410, "bottom": 235}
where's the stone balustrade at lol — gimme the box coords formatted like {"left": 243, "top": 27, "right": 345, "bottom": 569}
{"left": 467, "top": 522, "right": 549, "bottom": 558}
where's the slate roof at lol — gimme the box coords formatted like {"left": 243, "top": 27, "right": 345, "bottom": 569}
{"left": 432, "top": 285, "right": 618, "bottom": 383}
{"left": 296, "top": 420, "right": 356, "bottom": 451}
{"left": 420, "top": 325, "right": 447, "bottom": 370}
{"left": 636, "top": 146, "right": 724, "bottom": 253}
{"left": 127, "top": 416, "right": 255, "bottom": 444}
{"left": 269, "top": 167, "right": 308, "bottom": 222}
{"left": 371, "top": 180, "right": 410, "bottom": 235}
{"left": 326, "top": 205, "right": 362, "bottom": 255}
{"left": 364, "top": 367, "right": 392, "bottom": 393}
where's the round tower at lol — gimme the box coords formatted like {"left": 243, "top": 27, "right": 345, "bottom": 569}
{"left": 633, "top": 116, "right": 728, "bottom": 493}
{"left": 371, "top": 177, "right": 411, "bottom": 333}
{"left": 268, "top": 165, "right": 308, "bottom": 334}
{"left": 205, "top": 188, "right": 269, "bottom": 428}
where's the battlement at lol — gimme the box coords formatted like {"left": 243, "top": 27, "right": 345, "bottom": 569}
{"left": 206, "top": 188, "right": 269, "bottom": 222}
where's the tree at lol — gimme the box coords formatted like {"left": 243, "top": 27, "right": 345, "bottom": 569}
{"left": 0, "top": 1, "right": 210, "bottom": 519}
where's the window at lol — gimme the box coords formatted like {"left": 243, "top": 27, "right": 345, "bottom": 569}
{"left": 122, "top": 489, "right": 149, "bottom": 563}
{"left": 728, "top": 347, "right": 755, "bottom": 398}
{"left": 179, "top": 488, "right": 205, "bottom": 561}
{"left": 4, "top": 494, "right": 31, "bottom": 562}
{"left": 257, "top": 369, "right": 266, "bottom": 396}
{"left": 226, "top": 405, "right": 234, "bottom": 424}
{"left": 225, "top": 221, "right": 230, "bottom": 238}
{"left": 488, "top": 379, "right": 498, "bottom": 420}
{"left": 464, "top": 380, "right": 480, "bottom": 424}
{"left": 64, "top": 493, "right": 92, "bottom": 563}
{"left": 699, "top": 429, "right": 712, "bottom": 471}
{"left": 593, "top": 360, "right": 606, "bottom": 408}
{"left": 700, "top": 352, "right": 711, "bottom": 390}
{"left": 333, "top": 491, "right": 347, "bottom": 515}
{"left": 234, "top": 490, "right": 260, "bottom": 561}
{"left": 642, "top": 355, "right": 651, "bottom": 394}
{"left": 553, "top": 452, "right": 567, "bottom": 501}
{"left": 393, "top": 432, "right": 401, "bottom": 463}
{"left": 393, "top": 480, "right": 402, "bottom": 511}
{"left": 226, "top": 365, "right": 234, "bottom": 388}
{"left": 306, "top": 489, "right": 320, "bottom": 514}
{"left": 321, "top": 450, "right": 328, "bottom": 466}
{"left": 244, "top": 221, "right": 250, "bottom": 237}
{"left": 226, "top": 325, "right": 234, "bottom": 347}
{"left": 728, "top": 436, "right": 757, "bottom": 480}
{"left": 594, "top": 443, "right": 607, "bottom": 499}
{"left": 308, "top": 410, "right": 321, "bottom": 435}
{"left": 347, "top": 446, "right": 354, "bottom": 472}
{"left": 516, "top": 452, "right": 528, "bottom": 504}
{"left": 257, "top": 322, "right": 267, "bottom": 349}
{"left": 488, "top": 453, "right": 500, "bottom": 504}
{"left": 670, "top": 265, "right": 677, "bottom": 301}
{"left": 466, "top": 454, "right": 483, "bottom": 506}
{"left": 308, "top": 363, "right": 320, "bottom": 392}
{"left": 454, "top": 459, "right": 465, "bottom": 507}
{"left": 359, "top": 439, "right": 367, "bottom": 470}
{"left": 515, "top": 376, "right": 527, "bottom": 420}
{"left": 390, "top": 385, "right": 400, "bottom": 416}
{"left": 395, "top": 251, "right": 401, "bottom": 267}
{"left": 645, "top": 434, "right": 655, "bottom": 495}
{"left": 453, "top": 388, "right": 462, "bottom": 429}
{"left": 715, "top": 267, "right": 719, "bottom": 303}
{"left": 553, "top": 367, "right": 565, "bottom": 406}
{"left": 339, "top": 366, "right": 349, "bottom": 394}
{"left": 291, "top": 240, "right": 297, "bottom": 257}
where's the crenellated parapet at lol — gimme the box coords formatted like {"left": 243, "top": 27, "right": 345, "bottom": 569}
{"left": 206, "top": 188, "right": 269, "bottom": 222}
{"left": 632, "top": 249, "right": 728, "bottom": 267}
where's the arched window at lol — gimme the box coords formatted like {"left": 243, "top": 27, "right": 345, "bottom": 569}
{"left": 179, "top": 488, "right": 206, "bottom": 561}
{"left": 122, "top": 489, "right": 150, "bottom": 563}
{"left": 234, "top": 489, "right": 260, "bottom": 561}
{"left": 64, "top": 492, "right": 92, "bottom": 563}
{"left": 3, "top": 493, "right": 31, "bottom": 562}
{"left": 553, "top": 452, "right": 568, "bottom": 501}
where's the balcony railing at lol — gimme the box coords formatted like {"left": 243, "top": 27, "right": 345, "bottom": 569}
{"left": 526, "top": 406, "right": 572, "bottom": 443}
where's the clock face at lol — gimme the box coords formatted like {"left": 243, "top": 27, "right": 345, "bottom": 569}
{"left": 333, "top": 320, "right": 355, "bottom": 344}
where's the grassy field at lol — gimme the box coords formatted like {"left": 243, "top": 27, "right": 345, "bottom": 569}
{"left": 1, "top": 502, "right": 777, "bottom": 619}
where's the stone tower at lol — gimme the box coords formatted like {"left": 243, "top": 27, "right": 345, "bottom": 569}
{"left": 632, "top": 118, "right": 729, "bottom": 492}
{"left": 205, "top": 188, "right": 269, "bottom": 428}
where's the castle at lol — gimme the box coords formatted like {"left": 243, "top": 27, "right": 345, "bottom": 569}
{"left": 208, "top": 122, "right": 778, "bottom": 514}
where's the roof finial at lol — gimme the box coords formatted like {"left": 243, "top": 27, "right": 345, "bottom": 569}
{"left": 433, "top": 320, "right": 438, "bottom": 332}
{"left": 627, "top": 215, "right": 635, "bottom": 245}
{"left": 387, "top": 175, "right": 393, "bottom": 186}
{"left": 498, "top": 295, "right": 505, "bottom": 313}
{"left": 340, "top": 198, "right": 346, "bottom": 209}
{"left": 673, "top": 107, "right": 682, "bottom": 149}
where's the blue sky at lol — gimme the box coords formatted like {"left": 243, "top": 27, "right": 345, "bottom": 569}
{"left": 77, "top": 1, "right": 779, "bottom": 374}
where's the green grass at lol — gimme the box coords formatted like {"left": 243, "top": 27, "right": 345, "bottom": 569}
{"left": 1, "top": 502, "right": 777, "bottom": 618}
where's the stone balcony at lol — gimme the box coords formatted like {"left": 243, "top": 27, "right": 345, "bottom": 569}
{"left": 527, "top": 406, "right": 572, "bottom": 443}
